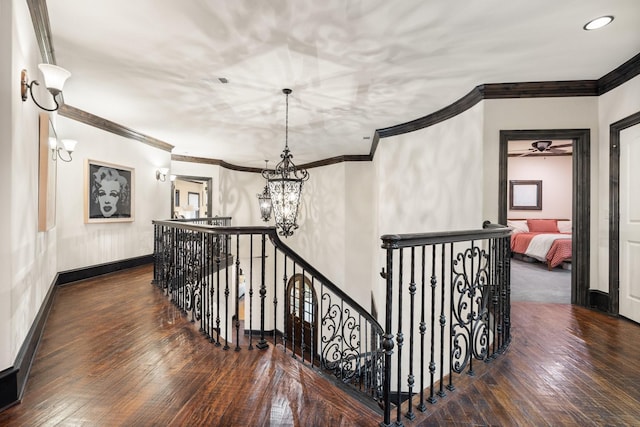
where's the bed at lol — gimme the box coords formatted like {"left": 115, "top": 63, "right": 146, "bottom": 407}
{"left": 508, "top": 219, "right": 572, "bottom": 269}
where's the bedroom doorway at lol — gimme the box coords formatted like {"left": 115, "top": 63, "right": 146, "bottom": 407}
{"left": 499, "top": 129, "right": 591, "bottom": 307}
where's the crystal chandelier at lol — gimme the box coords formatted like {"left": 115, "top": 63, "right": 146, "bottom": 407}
{"left": 261, "top": 88, "right": 309, "bottom": 237}
{"left": 256, "top": 160, "right": 272, "bottom": 222}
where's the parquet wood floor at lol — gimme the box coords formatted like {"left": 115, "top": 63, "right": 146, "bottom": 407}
{"left": 1, "top": 264, "right": 639, "bottom": 426}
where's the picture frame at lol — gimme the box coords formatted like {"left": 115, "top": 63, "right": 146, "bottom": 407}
{"left": 85, "top": 159, "right": 135, "bottom": 223}
{"left": 509, "top": 180, "right": 542, "bottom": 210}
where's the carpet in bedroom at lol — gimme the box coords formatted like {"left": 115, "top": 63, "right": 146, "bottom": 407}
{"left": 510, "top": 258, "right": 571, "bottom": 304}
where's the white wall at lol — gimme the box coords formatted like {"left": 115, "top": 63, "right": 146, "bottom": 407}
{"left": 372, "top": 103, "right": 485, "bottom": 320}
{"left": 596, "top": 75, "right": 640, "bottom": 292}
{"left": 376, "top": 103, "right": 485, "bottom": 235}
{"left": 482, "top": 97, "right": 599, "bottom": 288}
{"left": 0, "top": 0, "right": 58, "bottom": 370}
{"left": 507, "top": 155, "right": 572, "bottom": 219}
{"left": 54, "top": 116, "right": 171, "bottom": 271}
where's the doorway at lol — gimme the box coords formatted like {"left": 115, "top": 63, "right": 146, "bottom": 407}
{"left": 505, "top": 139, "right": 572, "bottom": 303}
{"left": 171, "top": 175, "right": 213, "bottom": 219}
{"left": 609, "top": 111, "right": 640, "bottom": 321}
{"left": 286, "top": 274, "right": 318, "bottom": 361}
{"left": 499, "top": 129, "right": 591, "bottom": 307}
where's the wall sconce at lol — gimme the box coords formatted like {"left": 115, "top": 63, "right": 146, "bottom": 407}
{"left": 156, "top": 168, "right": 170, "bottom": 181}
{"left": 48, "top": 137, "right": 77, "bottom": 162}
{"left": 21, "top": 64, "right": 71, "bottom": 112}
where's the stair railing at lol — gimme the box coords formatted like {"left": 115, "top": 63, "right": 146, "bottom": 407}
{"left": 379, "top": 221, "right": 512, "bottom": 426}
{"left": 152, "top": 219, "right": 385, "bottom": 404}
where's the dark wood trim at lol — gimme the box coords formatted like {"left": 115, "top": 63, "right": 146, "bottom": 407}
{"left": 369, "top": 131, "right": 381, "bottom": 159}
{"left": 299, "top": 155, "right": 370, "bottom": 169}
{"left": 598, "top": 52, "right": 640, "bottom": 95}
{"left": 608, "top": 110, "right": 640, "bottom": 315}
{"left": 27, "top": 5, "right": 640, "bottom": 165}
{"left": 0, "top": 368, "right": 18, "bottom": 412}
{"left": 58, "top": 105, "right": 174, "bottom": 152}
{"left": 0, "top": 274, "right": 57, "bottom": 411}
{"left": 171, "top": 155, "right": 263, "bottom": 173}
{"left": 499, "top": 129, "right": 591, "bottom": 308}
{"left": 376, "top": 81, "right": 600, "bottom": 139}
{"left": 589, "top": 290, "right": 610, "bottom": 313}
{"left": 481, "top": 81, "right": 598, "bottom": 99}
{"left": 172, "top": 154, "right": 371, "bottom": 174}
{"left": 26, "top": 0, "right": 55, "bottom": 64}
{"left": 56, "top": 254, "right": 154, "bottom": 286}
{"left": 377, "top": 86, "right": 483, "bottom": 138}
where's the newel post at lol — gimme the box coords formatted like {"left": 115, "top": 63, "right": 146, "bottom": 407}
{"left": 380, "top": 238, "right": 397, "bottom": 427}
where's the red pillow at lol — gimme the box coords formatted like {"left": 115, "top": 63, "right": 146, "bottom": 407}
{"left": 527, "top": 219, "right": 558, "bottom": 233}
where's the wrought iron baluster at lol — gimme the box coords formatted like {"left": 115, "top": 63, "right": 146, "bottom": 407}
{"left": 248, "top": 235, "right": 254, "bottom": 350}
{"left": 215, "top": 253, "right": 221, "bottom": 347}
{"left": 256, "top": 234, "right": 268, "bottom": 349}
{"left": 291, "top": 262, "right": 297, "bottom": 359}
{"left": 235, "top": 234, "right": 241, "bottom": 351}
{"left": 301, "top": 267, "right": 307, "bottom": 364}
{"left": 223, "top": 237, "right": 230, "bottom": 351}
{"left": 438, "top": 243, "right": 447, "bottom": 398}
{"left": 310, "top": 277, "right": 316, "bottom": 369}
{"left": 468, "top": 240, "right": 475, "bottom": 376}
{"left": 396, "top": 248, "right": 404, "bottom": 426}
{"left": 428, "top": 244, "right": 438, "bottom": 404}
{"left": 275, "top": 250, "right": 280, "bottom": 347}
{"left": 447, "top": 242, "right": 455, "bottom": 392}
{"left": 406, "top": 247, "right": 416, "bottom": 420}
{"left": 418, "top": 245, "right": 426, "bottom": 412}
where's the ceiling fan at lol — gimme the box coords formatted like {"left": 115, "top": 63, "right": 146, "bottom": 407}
{"left": 513, "top": 140, "right": 573, "bottom": 157}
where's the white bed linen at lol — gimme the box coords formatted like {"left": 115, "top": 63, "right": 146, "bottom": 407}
{"left": 524, "top": 233, "right": 571, "bottom": 262}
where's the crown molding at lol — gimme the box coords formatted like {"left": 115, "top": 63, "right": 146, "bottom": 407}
{"left": 59, "top": 105, "right": 174, "bottom": 152}
{"left": 28, "top": 3, "right": 640, "bottom": 167}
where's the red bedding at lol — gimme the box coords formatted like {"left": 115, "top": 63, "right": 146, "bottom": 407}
{"left": 510, "top": 232, "right": 572, "bottom": 269}
{"left": 546, "top": 238, "right": 572, "bottom": 268}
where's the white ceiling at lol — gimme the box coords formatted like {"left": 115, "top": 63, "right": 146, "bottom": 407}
{"left": 45, "top": 0, "right": 640, "bottom": 168}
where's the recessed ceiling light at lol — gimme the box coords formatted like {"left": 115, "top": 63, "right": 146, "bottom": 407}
{"left": 583, "top": 15, "right": 614, "bottom": 30}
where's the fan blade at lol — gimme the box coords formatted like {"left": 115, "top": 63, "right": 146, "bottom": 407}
{"left": 552, "top": 143, "right": 573, "bottom": 148}
{"left": 518, "top": 152, "right": 532, "bottom": 157}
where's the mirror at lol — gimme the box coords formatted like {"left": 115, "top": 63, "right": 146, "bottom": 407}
{"left": 171, "top": 175, "right": 213, "bottom": 219}
{"left": 38, "top": 113, "right": 57, "bottom": 231}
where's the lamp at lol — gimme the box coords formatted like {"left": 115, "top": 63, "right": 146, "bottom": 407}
{"left": 49, "top": 137, "right": 77, "bottom": 162}
{"left": 261, "top": 89, "right": 309, "bottom": 237}
{"left": 156, "top": 168, "right": 170, "bottom": 181}
{"left": 257, "top": 160, "right": 273, "bottom": 222}
{"left": 21, "top": 64, "right": 71, "bottom": 112}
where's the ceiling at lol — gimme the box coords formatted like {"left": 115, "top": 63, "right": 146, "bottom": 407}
{"left": 44, "top": 0, "right": 640, "bottom": 168}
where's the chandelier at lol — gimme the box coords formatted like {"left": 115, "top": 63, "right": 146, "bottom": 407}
{"left": 261, "top": 88, "right": 309, "bottom": 237}
{"left": 256, "top": 160, "right": 272, "bottom": 222}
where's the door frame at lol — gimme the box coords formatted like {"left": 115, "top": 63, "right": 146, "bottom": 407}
{"left": 285, "top": 273, "right": 318, "bottom": 358}
{"left": 609, "top": 111, "right": 640, "bottom": 315}
{"left": 499, "top": 129, "right": 591, "bottom": 307}
{"left": 171, "top": 175, "right": 213, "bottom": 219}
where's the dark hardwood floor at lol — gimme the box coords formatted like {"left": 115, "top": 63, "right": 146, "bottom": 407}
{"left": 1, "top": 264, "right": 639, "bottom": 426}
